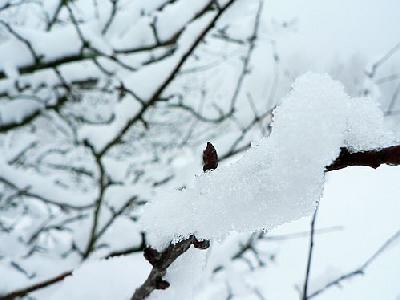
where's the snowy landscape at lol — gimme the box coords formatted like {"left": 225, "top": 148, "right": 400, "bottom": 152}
{"left": 0, "top": 0, "right": 399, "bottom": 299}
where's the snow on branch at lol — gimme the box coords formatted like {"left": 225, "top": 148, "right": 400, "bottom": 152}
{"left": 2, "top": 73, "right": 399, "bottom": 300}
{"left": 130, "top": 73, "right": 399, "bottom": 299}
{"left": 141, "top": 73, "right": 397, "bottom": 248}
{"left": 131, "top": 142, "right": 217, "bottom": 300}
{"left": 0, "top": 0, "right": 213, "bottom": 80}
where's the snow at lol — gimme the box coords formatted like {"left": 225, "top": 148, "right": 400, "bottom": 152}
{"left": 0, "top": 0, "right": 211, "bottom": 80}
{"left": 0, "top": 159, "right": 95, "bottom": 207}
{"left": 114, "top": 16, "right": 155, "bottom": 51}
{"left": 2, "top": 62, "right": 19, "bottom": 81}
{"left": 78, "top": 10, "right": 218, "bottom": 152}
{"left": 345, "top": 96, "right": 394, "bottom": 151}
{"left": 140, "top": 73, "right": 395, "bottom": 248}
{"left": 156, "top": 0, "right": 211, "bottom": 41}
{"left": 122, "top": 12, "right": 214, "bottom": 100}
{"left": 150, "top": 246, "right": 206, "bottom": 300}
{"left": 0, "top": 253, "right": 78, "bottom": 296}
{"left": 305, "top": 266, "right": 344, "bottom": 296}
{"left": 78, "top": 96, "right": 142, "bottom": 152}
{"left": 0, "top": 99, "right": 42, "bottom": 125}
{"left": 13, "top": 165, "right": 398, "bottom": 300}
{"left": 48, "top": 255, "right": 151, "bottom": 300}
{"left": 43, "top": 0, "right": 61, "bottom": 22}
{"left": 236, "top": 165, "right": 400, "bottom": 300}
{"left": 37, "top": 225, "right": 203, "bottom": 300}
{"left": 0, "top": 1, "right": 399, "bottom": 300}
{"left": 82, "top": 26, "right": 113, "bottom": 56}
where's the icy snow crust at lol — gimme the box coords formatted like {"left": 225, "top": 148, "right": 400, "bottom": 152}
{"left": 141, "top": 73, "right": 395, "bottom": 248}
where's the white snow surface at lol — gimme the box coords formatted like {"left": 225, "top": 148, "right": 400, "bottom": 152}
{"left": 149, "top": 246, "right": 206, "bottom": 300}
{"left": 141, "top": 73, "right": 395, "bottom": 248}
{"left": 45, "top": 246, "right": 205, "bottom": 300}
{"left": 0, "top": 160, "right": 96, "bottom": 208}
{"left": 49, "top": 255, "right": 150, "bottom": 300}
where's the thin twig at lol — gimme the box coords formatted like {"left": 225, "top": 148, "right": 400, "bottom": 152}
{"left": 302, "top": 203, "right": 319, "bottom": 300}
{"left": 308, "top": 229, "right": 400, "bottom": 299}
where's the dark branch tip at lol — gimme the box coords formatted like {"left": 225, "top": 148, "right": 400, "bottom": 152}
{"left": 155, "top": 278, "right": 170, "bottom": 290}
{"left": 192, "top": 238, "right": 210, "bottom": 250}
{"left": 202, "top": 142, "right": 218, "bottom": 172}
{"left": 143, "top": 247, "right": 161, "bottom": 267}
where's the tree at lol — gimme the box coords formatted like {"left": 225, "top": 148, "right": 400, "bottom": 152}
{"left": 0, "top": 0, "right": 273, "bottom": 298}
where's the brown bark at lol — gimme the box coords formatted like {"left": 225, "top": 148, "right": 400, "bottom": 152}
{"left": 326, "top": 145, "right": 400, "bottom": 171}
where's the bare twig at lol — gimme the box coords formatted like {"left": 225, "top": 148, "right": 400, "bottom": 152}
{"left": 302, "top": 204, "right": 319, "bottom": 300}
{"left": 326, "top": 146, "right": 400, "bottom": 171}
{"left": 366, "top": 41, "right": 400, "bottom": 78}
{"left": 0, "top": 271, "right": 72, "bottom": 300}
{"left": 308, "top": 229, "right": 400, "bottom": 299}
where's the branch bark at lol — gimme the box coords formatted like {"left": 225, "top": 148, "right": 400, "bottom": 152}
{"left": 131, "top": 236, "right": 209, "bottom": 300}
{"left": 326, "top": 145, "right": 400, "bottom": 171}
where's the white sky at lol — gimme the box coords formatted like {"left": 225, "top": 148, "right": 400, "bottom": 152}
{"left": 266, "top": 0, "right": 400, "bottom": 63}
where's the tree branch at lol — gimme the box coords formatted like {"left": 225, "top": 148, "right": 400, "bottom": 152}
{"left": 326, "top": 145, "right": 400, "bottom": 171}
{"left": 302, "top": 204, "right": 319, "bottom": 300}
{"left": 0, "top": 271, "right": 72, "bottom": 300}
{"left": 131, "top": 236, "right": 209, "bottom": 300}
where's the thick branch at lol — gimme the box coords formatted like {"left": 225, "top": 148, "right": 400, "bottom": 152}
{"left": 326, "top": 145, "right": 400, "bottom": 171}
{"left": 131, "top": 236, "right": 209, "bottom": 300}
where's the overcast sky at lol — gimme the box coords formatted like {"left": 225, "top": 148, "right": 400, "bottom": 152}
{"left": 267, "top": 0, "right": 400, "bottom": 64}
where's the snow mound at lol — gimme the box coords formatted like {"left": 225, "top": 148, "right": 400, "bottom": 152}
{"left": 140, "top": 73, "right": 395, "bottom": 248}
